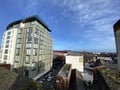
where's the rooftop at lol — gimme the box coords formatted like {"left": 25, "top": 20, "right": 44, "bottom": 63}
{"left": 58, "top": 64, "right": 72, "bottom": 77}
{"left": 6, "top": 15, "right": 51, "bottom": 32}
{"left": 113, "top": 19, "right": 120, "bottom": 31}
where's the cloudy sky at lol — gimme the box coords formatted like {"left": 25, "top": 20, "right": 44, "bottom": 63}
{"left": 0, "top": 0, "right": 120, "bottom": 52}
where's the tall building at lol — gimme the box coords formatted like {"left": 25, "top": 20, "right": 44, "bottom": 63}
{"left": 0, "top": 16, "right": 53, "bottom": 78}
{"left": 113, "top": 20, "right": 120, "bottom": 71}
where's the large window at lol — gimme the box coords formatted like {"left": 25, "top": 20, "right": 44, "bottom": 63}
{"left": 7, "top": 32, "right": 11, "bottom": 35}
{"left": 16, "top": 49, "right": 20, "bottom": 55}
{"left": 7, "top": 36, "right": 10, "bottom": 39}
{"left": 18, "top": 29, "right": 22, "bottom": 33}
{"left": 26, "top": 49, "right": 31, "bottom": 55}
{"left": 33, "top": 44, "right": 38, "bottom": 48}
{"left": 27, "top": 27, "right": 32, "bottom": 33}
{"left": 5, "top": 49, "right": 8, "bottom": 54}
{"left": 16, "top": 44, "right": 21, "bottom": 48}
{"left": 26, "top": 44, "right": 31, "bottom": 48}
{"left": 32, "top": 63, "right": 36, "bottom": 71}
{"left": 24, "top": 64, "right": 29, "bottom": 70}
{"left": 17, "top": 33, "right": 22, "bottom": 38}
{"left": 13, "top": 24, "right": 20, "bottom": 28}
{"left": 26, "top": 27, "right": 33, "bottom": 43}
{"left": 15, "top": 56, "right": 20, "bottom": 61}
{"left": 5, "top": 45, "right": 9, "bottom": 48}
{"left": 32, "top": 56, "right": 37, "bottom": 62}
{"left": 25, "top": 56, "right": 30, "bottom": 63}
{"left": 33, "top": 49, "right": 37, "bottom": 55}
{"left": 34, "top": 37, "right": 38, "bottom": 44}
{"left": 17, "top": 38, "right": 22, "bottom": 43}
{"left": 4, "top": 55, "right": 7, "bottom": 60}
{"left": 26, "top": 37, "right": 32, "bottom": 42}
{"left": 34, "top": 32, "right": 38, "bottom": 38}
{"left": 6, "top": 40, "right": 9, "bottom": 44}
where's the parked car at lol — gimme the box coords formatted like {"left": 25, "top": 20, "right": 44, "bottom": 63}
{"left": 39, "top": 80, "right": 43, "bottom": 83}
{"left": 42, "top": 78, "right": 46, "bottom": 82}
{"left": 47, "top": 78, "right": 52, "bottom": 81}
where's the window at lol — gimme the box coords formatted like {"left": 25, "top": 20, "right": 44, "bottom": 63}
{"left": 34, "top": 32, "right": 38, "bottom": 38}
{"left": 26, "top": 49, "right": 31, "bottom": 55}
{"left": 17, "top": 38, "right": 22, "bottom": 43}
{"left": 7, "top": 36, "right": 10, "bottom": 39}
{"left": 24, "top": 70, "right": 29, "bottom": 77}
{"left": 17, "top": 33, "right": 22, "bottom": 38}
{"left": 18, "top": 29, "right": 22, "bottom": 33}
{"left": 26, "top": 32, "right": 32, "bottom": 37}
{"left": 16, "top": 49, "right": 20, "bottom": 55}
{"left": 13, "top": 24, "right": 20, "bottom": 28}
{"left": 7, "top": 32, "right": 11, "bottom": 35}
{"left": 5, "top": 45, "right": 9, "bottom": 48}
{"left": 33, "top": 44, "right": 38, "bottom": 48}
{"left": 33, "top": 49, "right": 37, "bottom": 55}
{"left": 26, "top": 37, "right": 32, "bottom": 42}
{"left": 3, "top": 61, "right": 7, "bottom": 64}
{"left": 34, "top": 37, "right": 38, "bottom": 44}
{"left": 6, "top": 40, "right": 9, "bottom": 43}
{"left": 5, "top": 49, "right": 8, "bottom": 54}
{"left": 27, "top": 27, "right": 32, "bottom": 32}
{"left": 32, "top": 56, "right": 37, "bottom": 62}
{"left": 15, "top": 56, "right": 20, "bottom": 61}
{"left": 24, "top": 64, "right": 29, "bottom": 70}
{"left": 4, "top": 55, "right": 7, "bottom": 60}
{"left": 29, "top": 27, "right": 33, "bottom": 32}
{"left": 25, "top": 56, "right": 30, "bottom": 63}
{"left": 32, "top": 63, "right": 36, "bottom": 70}
{"left": 26, "top": 44, "right": 31, "bottom": 48}
{"left": 16, "top": 44, "right": 21, "bottom": 48}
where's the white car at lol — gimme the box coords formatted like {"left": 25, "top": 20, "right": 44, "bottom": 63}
{"left": 48, "top": 76, "right": 53, "bottom": 79}
{"left": 39, "top": 80, "right": 43, "bottom": 83}
{"left": 47, "top": 78, "right": 52, "bottom": 81}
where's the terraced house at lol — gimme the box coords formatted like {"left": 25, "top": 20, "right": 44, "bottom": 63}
{"left": 0, "top": 16, "right": 53, "bottom": 78}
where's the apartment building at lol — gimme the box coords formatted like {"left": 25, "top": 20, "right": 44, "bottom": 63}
{"left": 1, "top": 15, "right": 53, "bottom": 78}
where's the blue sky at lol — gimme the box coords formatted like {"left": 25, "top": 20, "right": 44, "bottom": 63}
{"left": 0, "top": 0, "right": 120, "bottom": 52}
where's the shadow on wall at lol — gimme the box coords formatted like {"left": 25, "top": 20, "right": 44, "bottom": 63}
{"left": 10, "top": 63, "right": 45, "bottom": 90}
{"left": 93, "top": 69, "right": 110, "bottom": 90}
{"left": 53, "top": 55, "right": 65, "bottom": 69}
{"left": 0, "top": 67, "right": 42, "bottom": 90}
{"left": 12, "top": 60, "right": 46, "bottom": 78}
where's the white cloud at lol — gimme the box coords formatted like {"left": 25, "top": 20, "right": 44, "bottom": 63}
{"left": 51, "top": 0, "right": 120, "bottom": 50}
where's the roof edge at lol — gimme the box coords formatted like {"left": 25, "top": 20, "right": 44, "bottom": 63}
{"left": 113, "top": 19, "right": 120, "bottom": 32}
{"left": 6, "top": 15, "right": 51, "bottom": 32}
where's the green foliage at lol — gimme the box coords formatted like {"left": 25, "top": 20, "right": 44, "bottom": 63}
{"left": 19, "top": 81, "right": 43, "bottom": 90}
{"left": 0, "top": 71, "right": 17, "bottom": 80}
{"left": 100, "top": 68, "right": 120, "bottom": 84}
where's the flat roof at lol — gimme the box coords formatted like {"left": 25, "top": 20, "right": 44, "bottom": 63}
{"left": 58, "top": 64, "right": 71, "bottom": 77}
{"left": 6, "top": 15, "right": 51, "bottom": 32}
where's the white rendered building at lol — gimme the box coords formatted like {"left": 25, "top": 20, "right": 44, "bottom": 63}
{"left": 66, "top": 54, "right": 84, "bottom": 72}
